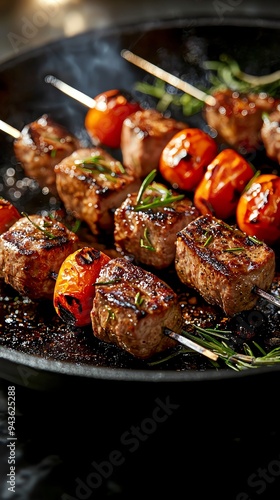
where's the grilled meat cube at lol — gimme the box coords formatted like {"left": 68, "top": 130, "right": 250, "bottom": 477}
{"left": 0, "top": 215, "right": 79, "bottom": 300}
{"left": 14, "top": 114, "right": 80, "bottom": 194}
{"left": 204, "top": 89, "right": 279, "bottom": 152}
{"left": 260, "top": 110, "right": 280, "bottom": 164}
{"left": 175, "top": 214, "right": 275, "bottom": 316}
{"left": 91, "top": 258, "right": 182, "bottom": 359}
{"left": 114, "top": 183, "right": 199, "bottom": 269}
{"left": 55, "top": 148, "right": 141, "bottom": 235}
{"left": 120, "top": 109, "right": 187, "bottom": 178}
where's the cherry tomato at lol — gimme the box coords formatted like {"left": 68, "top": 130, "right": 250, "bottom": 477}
{"left": 0, "top": 198, "right": 21, "bottom": 234}
{"left": 53, "top": 246, "right": 110, "bottom": 327}
{"left": 236, "top": 174, "right": 280, "bottom": 245}
{"left": 194, "top": 148, "right": 255, "bottom": 220}
{"left": 159, "top": 128, "right": 218, "bottom": 191}
{"left": 84, "top": 89, "right": 141, "bottom": 149}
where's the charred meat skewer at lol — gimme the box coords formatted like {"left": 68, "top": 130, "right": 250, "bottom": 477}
{"left": 54, "top": 147, "right": 141, "bottom": 235}
{"left": 114, "top": 170, "right": 199, "bottom": 269}
{"left": 121, "top": 50, "right": 280, "bottom": 154}
{"left": 91, "top": 257, "right": 183, "bottom": 359}
{"left": 0, "top": 115, "right": 80, "bottom": 194}
{"left": 175, "top": 214, "right": 276, "bottom": 317}
{"left": 120, "top": 108, "right": 187, "bottom": 178}
{"left": 0, "top": 214, "right": 79, "bottom": 300}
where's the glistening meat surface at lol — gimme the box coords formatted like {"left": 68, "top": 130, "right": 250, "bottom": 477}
{"left": 175, "top": 214, "right": 275, "bottom": 316}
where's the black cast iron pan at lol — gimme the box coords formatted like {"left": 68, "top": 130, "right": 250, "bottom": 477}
{"left": 1, "top": 17, "right": 280, "bottom": 397}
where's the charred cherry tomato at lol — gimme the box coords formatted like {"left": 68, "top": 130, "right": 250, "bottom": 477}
{"left": 84, "top": 89, "right": 141, "bottom": 149}
{"left": 159, "top": 128, "right": 218, "bottom": 191}
{"left": 236, "top": 173, "right": 280, "bottom": 245}
{"left": 194, "top": 148, "right": 255, "bottom": 220}
{"left": 53, "top": 246, "right": 110, "bottom": 327}
{"left": 0, "top": 198, "right": 21, "bottom": 234}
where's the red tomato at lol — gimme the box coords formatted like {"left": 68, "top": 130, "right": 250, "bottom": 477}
{"left": 236, "top": 173, "right": 280, "bottom": 245}
{"left": 194, "top": 148, "right": 255, "bottom": 220}
{"left": 53, "top": 246, "right": 110, "bottom": 327}
{"left": 0, "top": 198, "right": 21, "bottom": 234}
{"left": 159, "top": 128, "right": 218, "bottom": 191}
{"left": 85, "top": 89, "right": 141, "bottom": 149}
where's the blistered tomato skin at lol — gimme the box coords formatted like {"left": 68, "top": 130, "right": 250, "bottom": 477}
{"left": 194, "top": 148, "right": 255, "bottom": 220}
{"left": 53, "top": 246, "right": 111, "bottom": 327}
{"left": 0, "top": 198, "right": 21, "bottom": 234}
{"left": 236, "top": 174, "right": 280, "bottom": 246}
{"left": 159, "top": 128, "right": 218, "bottom": 191}
{"left": 84, "top": 89, "right": 141, "bottom": 149}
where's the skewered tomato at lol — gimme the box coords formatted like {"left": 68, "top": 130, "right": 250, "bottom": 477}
{"left": 159, "top": 128, "right": 218, "bottom": 191}
{"left": 85, "top": 89, "right": 141, "bottom": 149}
{"left": 236, "top": 174, "right": 280, "bottom": 245}
{"left": 53, "top": 246, "right": 110, "bottom": 327}
{"left": 0, "top": 198, "right": 21, "bottom": 234}
{"left": 194, "top": 148, "right": 255, "bottom": 220}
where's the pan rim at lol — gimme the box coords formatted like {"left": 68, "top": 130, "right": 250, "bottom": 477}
{"left": 1, "top": 15, "right": 280, "bottom": 386}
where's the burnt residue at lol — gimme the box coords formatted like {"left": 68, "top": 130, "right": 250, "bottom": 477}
{"left": 1, "top": 269, "right": 280, "bottom": 372}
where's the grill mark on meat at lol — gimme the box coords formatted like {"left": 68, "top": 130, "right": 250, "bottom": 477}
{"left": 0, "top": 215, "right": 79, "bottom": 300}
{"left": 55, "top": 147, "right": 141, "bottom": 234}
{"left": 13, "top": 114, "right": 80, "bottom": 194}
{"left": 114, "top": 187, "right": 199, "bottom": 269}
{"left": 121, "top": 109, "right": 187, "bottom": 178}
{"left": 91, "top": 258, "right": 182, "bottom": 358}
{"left": 175, "top": 214, "right": 275, "bottom": 316}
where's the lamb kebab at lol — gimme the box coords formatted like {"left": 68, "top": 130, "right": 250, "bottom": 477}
{"left": 0, "top": 212, "right": 79, "bottom": 300}
{"left": 121, "top": 50, "right": 280, "bottom": 155}
{"left": 175, "top": 213, "right": 276, "bottom": 317}
{"left": 114, "top": 169, "right": 199, "bottom": 269}
{"left": 54, "top": 147, "right": 141, "bottom": 235}
{"left": 120, "top": 108, "right": 188, "bottom": 178}
{"left": 0, "top": 114, "right": 80, "bottom": 194}
{"left": 53, "top": 247, "right": 218, "bottom": 361}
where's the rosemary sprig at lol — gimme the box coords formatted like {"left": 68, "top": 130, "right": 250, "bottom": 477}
{"left": 181, "top": 326, "right": 280, "bottom": 371}
{"left": 135, "top": 54, "right": 280, "bottom": 117}
{"left": 135, "top": 291, "right": 145, "bottom": 307}
{"left": 75, "top": 155, "right": 125, "bottom": 181}
{"left": 140, "top": 227, "right": 155, "bottom": 251}
{"left": 134, "top": 169, "right": 184, "bottom": 211}
{"left": 22, "top": 212, "right": 58, "bottom": 240}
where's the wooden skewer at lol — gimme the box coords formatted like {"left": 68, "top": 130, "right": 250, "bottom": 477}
{"left": 0, "top": 120, "right": 21, "bottom": 139}
{"left": 45, "top": 75, "right": 96, "bottom": 109}
{"left": 254, "top": 286, "right": 280, "bottom": 308}
{"left": 164, "top": 328, "right": 218, "bottom": 361}
{"left": 121, "top": 49, "right": 217, "bottom": 107}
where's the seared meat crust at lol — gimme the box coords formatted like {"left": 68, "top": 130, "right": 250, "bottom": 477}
{"left": 0, "top": 215, "right": 79, "bottom": 300}
{"left": 14, "top": 114, "right": 80, "bottom": 194}
{"left": 260, "top": 110, "right": 280, "bottom": 164}
{"left": 121, "top": 109, "right": 187, "bottom": 178}
{"left": 204, "top": 90, "right": 279, "bottom": 151}
{"left": 114, "top": 186, "right": 199, "bottom": 268}
{"left": 55, "top": 148, "right": 141, "bottom": 234}
{"left": 175, "top": 214, "right": 275, "bottom": 316}
{"left": 91, "top": 258, "right": 182, "bottom": 359}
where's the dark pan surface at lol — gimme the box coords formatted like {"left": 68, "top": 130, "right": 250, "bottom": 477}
{"left": 1, "top": 17, "right": 280, "bottom": 388}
